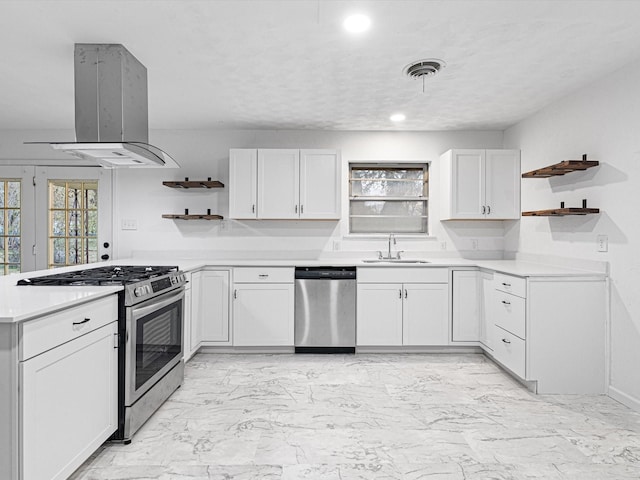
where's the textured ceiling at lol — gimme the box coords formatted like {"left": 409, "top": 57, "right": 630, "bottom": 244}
{"left": 1, "top": 0, "right": 640, "bottom": 131}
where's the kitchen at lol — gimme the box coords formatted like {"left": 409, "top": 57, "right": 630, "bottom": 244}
{"left": 1, "top": 1, "right": 640, "bottom": 479}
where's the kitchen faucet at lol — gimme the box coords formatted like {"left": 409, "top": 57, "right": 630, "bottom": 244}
{"left": 378, "top": 233, "right": 403, "bottom": 260}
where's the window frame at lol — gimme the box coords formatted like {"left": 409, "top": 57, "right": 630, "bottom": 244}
{"left": 348, "top": 161, "right": 430, "bottom": 236}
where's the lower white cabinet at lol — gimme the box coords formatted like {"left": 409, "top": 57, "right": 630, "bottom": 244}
{"left": 451, "top": 270, "right": 480, "bottom": 342}
{"left": 186, "top": 269, "right": 231, "bottom": 359}
{"left": 232, "top": 267, "right": 295, "bottom": 346}
{"left": 357, "top": 278, "right": 449, "bottom": 347}
{"left": 479, "top": 271, "right": 495, "bottom": 350}
{"left": 233, "top": 283, "right": 294, "bottom": 346}
{"left": 18, "top": 296, "right": 119, "bottom": 480}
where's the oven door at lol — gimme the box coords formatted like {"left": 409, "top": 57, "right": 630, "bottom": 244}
{"left": 125, "top": 287, "right": 184, "bottom": 406}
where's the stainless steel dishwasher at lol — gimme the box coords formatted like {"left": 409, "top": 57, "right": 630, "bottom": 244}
{"left": 294, "top": 266, "right": 356, "bottom": 353}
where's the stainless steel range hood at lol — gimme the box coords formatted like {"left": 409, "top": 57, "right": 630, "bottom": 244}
{"left": 39, "top": 44, "right": 179, "bottom": 168}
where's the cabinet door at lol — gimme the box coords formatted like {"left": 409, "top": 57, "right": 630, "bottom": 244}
{"left": 451, "top": 270, "right": 480, "bottom": 342}
{"left": 258, "top": 149, "right": 300, "bottom": 219}
{"left": 479, "top": 271, "right": 495, "bottom": 350}
{"left": 21, "top": 322, "right": 117, "bottom": 480}
{"left": 485, "top": 149, "right": 520, "bottom": 219}
{"left": 357, "top": 283, "right": 403, "bottom": 346}
{"left": 448, "top": 149, "right": 485, "bottom": 219}
{"left": 229, "top": 149, "right": 258, "bottom": 219}
{"left": 403, "top": 283, "right": 449, "bottom": 346}
{"left": 233, "top": 283, "right": 294, "bottom": 346}
{"left": 299, "top": 149, "right": 341, "bottom": 219}
{"left": 190, "top": 271, "right": 203, "bottom": 355}
{"left": 201, "top": 270, "right": 230, "bottom": 343}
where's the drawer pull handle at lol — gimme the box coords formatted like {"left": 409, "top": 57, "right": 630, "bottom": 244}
{"left": 258, "top": 274, "right": 269, "bottom": 278}
{"left": 502, "top": 338, "right": 511, "bottom": 344}
{"left": 502, "top": 282, "right": 511, "bottom": 287}
{"left": 234, "top": 289, "right": 237, "bottom": 299}
{"left": 399, "top": 289, "right": 402, "bottom": 299}
{"left": 501, "top": 300, "right": 511, "bottom": 305}
{"left": 73, "top": 318, "right": 91, "bottom": 326}
{"left": 404, "top": 289, "right": 408, "bottom": 299}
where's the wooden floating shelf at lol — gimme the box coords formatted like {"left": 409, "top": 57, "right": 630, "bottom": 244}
{"left": 522, "top": 208, "right": 600, "bottom": 217}
{"left": 521, "top": 154, "right": 599, "bottom": 178}
{"left": 163, "top": 180, "right": 224, "bottom": 189}
{"left": 162, "top": 214, "right": 224, "bottom": 220}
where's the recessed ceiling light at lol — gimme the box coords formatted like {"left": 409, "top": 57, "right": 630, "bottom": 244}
{"left": 390, "top": 113, "right": 406, "bottom": 122}
{"left": 343, "top": 14, "right": 371, "bottom": 33}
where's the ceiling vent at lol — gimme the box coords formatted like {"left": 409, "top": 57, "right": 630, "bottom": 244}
{"left": 403, "top": 58, "right": 446, "bottom": 79}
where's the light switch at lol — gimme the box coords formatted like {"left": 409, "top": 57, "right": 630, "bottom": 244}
{"left": 597, "top": 235, "right": 608, "bottom": 252}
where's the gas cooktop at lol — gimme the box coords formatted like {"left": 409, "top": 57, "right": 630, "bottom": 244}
{"left": 17, "top": 265, "right": 179, "bottom": 286}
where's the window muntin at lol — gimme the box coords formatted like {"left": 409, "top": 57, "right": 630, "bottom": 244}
{"left": 349, "top": 164, "right": 428, "bottom": 234}
{"left": 0, "top": 179, "right": 21, "bottom": 275}
{"left": 48, "top": 180, "right": 99, "bottom": 268}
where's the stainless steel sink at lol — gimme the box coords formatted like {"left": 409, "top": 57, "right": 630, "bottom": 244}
{"left": 362, "top": 259, "right": 430, "bottom": 264}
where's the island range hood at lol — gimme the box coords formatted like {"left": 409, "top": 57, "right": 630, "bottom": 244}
{"left": 39, "top": 44, "right": 179, "bottom": 168}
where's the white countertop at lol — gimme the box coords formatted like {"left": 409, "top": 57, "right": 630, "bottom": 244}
{"left": 0, "top": 285, "right": 122, "bottom": 324}
{"left": 0, "top": 256, "right": 605, "bottom": 324}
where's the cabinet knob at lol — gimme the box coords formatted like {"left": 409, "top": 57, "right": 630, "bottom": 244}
{"left": 73, "top": 318, "right": 91, "bottom": 326}
{"left": 252, "top": 204, "right": 255, "bottom": 213}
{"left": 404, "top": 289, "right": 408, "bottom": 299}
{"left": 295, "top": 205, "right": 298, "bottom": 214}
{"left": 502, "top": 338, "right": 511, "bottom": 344}
{"left": 482, "top": 206, "right": 486, "bottom": 214}
{"left": 487, "top": 205, "right": 491, "bottom": 214}
{"left": 233, "top": 289, "right": 237, "bottom": 299}
{"left": 301, "top": 205, "right": 304, "bottom": 214}
{"left": 502, "top": 282, "right": 511, "bottom": 287}
{"left": 501, "top": 300, "right": 511, "bottom": 305}
{"left": 399, "top": 289, "right": 402, "bottom": 299}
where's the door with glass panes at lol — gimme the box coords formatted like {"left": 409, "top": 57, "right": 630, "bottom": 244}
{"left": 0, "top": 167, "right": 35, "bottom": 275}
{"left": 1, "top": 166, "right": 112, "bottom": 274}
{"left": 35, "top": 167, "right": 112, "bottom": 271}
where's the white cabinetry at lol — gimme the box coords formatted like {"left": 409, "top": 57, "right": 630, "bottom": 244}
{"left": 479, "top": 270, "right": 495, "bottom": 350}
{"left": 440, "top": 149, "right": 520, "bottom": 220}
{"left": 229, "top": 149, "right": 341, "bottom": 220}
{"left": 19, "top": 296, "right": 118, "bottom": 480}
{"left": 485, "top": 272, "right": 606, "bottom": 394}
{"left": 187, "top": 269, "right": 231, "bottom": 359}
{"left": 451, "top": 270, "right": 480, "bottom": 342}
{"left": 229, "top": 149, "right": 258, "bottom": 219}
{"left": 233, "top": 267, "right": 295, "bottom": 346}
{"left": 357, "top": 268, "right": 449, "bottom": 347}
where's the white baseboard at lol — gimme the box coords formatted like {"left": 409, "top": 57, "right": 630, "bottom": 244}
{"left": 609, "top": 386, "right": 640, "bottom": 412}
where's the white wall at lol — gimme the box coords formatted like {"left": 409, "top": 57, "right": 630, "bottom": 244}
{"left": 110, "top": 129, "right": 505, "bottom": 259}
{"left": 503, "top": 58, "right": 640, "bottom": 409}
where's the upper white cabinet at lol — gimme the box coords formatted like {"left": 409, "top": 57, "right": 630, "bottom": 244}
{"left": 229, "top": 148, "right": 341, "bottom": 220}
{"left": 229, "top": 149, "right": 258, "bottom": 219}
{"left": 440, "top": 149, "right": 520, "bottom": 220}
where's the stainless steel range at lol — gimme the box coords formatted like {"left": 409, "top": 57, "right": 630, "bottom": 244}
{"left": 18, "top": 265, "right": 187, "bottom": 443}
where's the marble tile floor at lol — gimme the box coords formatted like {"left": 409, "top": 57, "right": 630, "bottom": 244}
{"left": 70, "top": 353, "right": 640, "bottom": 479}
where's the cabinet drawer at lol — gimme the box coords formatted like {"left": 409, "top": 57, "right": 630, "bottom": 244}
{"left": 494, "top": 273, "right": 526, "bottom": 298}
{"left": 492, "top": 325, "right": 526, "bottom": 379}
{"left": 233, "top": 267, "right": 294, "bottom": 283}
{"left": 357, "top": 267, "right": 448, "bottom": 284}
{"left": 20, "top": 295, "right": 118, "bottom": 361}
{"left": 494, "top": 292, "right": 526, "bottom": 339}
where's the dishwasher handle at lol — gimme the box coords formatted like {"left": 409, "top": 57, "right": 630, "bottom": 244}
{"left": 295, "top": 266, "right": 356, "bottom": 280}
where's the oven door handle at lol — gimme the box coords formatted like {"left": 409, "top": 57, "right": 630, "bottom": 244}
{"left": 130, "top": 288, "right": 185, "bottom": 322}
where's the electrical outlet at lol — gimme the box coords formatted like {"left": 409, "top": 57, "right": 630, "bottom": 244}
{"left": 121, "top": 219, "right": 137, "bottom": 230}
{"left": 219, "top": 220, "right": 228, "bottom": 231}
{"left": 440, "top": 241, "right": 447, "bottom": 250}
{"left": 597, "top": 235, "right": 608, "bottom": 252}
{"left": 471, "top": 238, "right": 478, "bottom": 250}
{"left": 333, "top": 240, "right": 341, "bottom": 251}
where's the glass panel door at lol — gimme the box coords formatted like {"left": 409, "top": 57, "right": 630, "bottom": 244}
{"left": 0, "top": 166, "right": 36, "bottom": 275}
{"left": 35, "top": 167, "right": 112, "bottom": 270}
